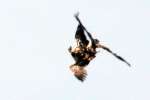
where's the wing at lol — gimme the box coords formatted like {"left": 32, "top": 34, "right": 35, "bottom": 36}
{"left": 100, "top": 45, "right": 131, "bottom": 67}
{"left": 74, "top": 13, "right": 97, "bottom": 48}
{"left": 75, "top": 24, "right": 89, "bottom": 46}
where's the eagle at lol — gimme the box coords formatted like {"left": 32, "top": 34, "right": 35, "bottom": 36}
{"left": 68, "top": 13, "right": 131, "bottom": 82}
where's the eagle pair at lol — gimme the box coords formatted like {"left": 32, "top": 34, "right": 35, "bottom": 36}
{"left": 68, "top": 13, "right": 131, "bottom": 82}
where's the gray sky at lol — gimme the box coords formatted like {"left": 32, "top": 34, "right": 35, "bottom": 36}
{"left": 0, "top": 0, "right": 150, "bottom": 100}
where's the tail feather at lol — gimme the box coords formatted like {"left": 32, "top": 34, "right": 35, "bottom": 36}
{"left": 70, "top": 65, "right": 87, "bottom": 82}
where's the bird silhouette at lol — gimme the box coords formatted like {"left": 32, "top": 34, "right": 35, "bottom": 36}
{"left": 68, "top": 13, "right": 131, "bottom": 82}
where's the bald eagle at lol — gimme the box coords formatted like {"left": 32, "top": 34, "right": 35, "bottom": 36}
{"left": 68, "top": 13, "right": 131, "bottom": 82}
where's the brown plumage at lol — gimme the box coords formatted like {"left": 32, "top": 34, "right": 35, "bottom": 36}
{"left": 68, "top": 13, "right": 131, "bottom": 82}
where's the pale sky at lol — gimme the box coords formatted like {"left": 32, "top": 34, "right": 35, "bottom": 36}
{"left": 0, "top": 0, "right": 150, "bottom": 100}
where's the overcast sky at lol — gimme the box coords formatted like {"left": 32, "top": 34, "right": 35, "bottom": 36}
{"left": 0, "top": 0, "right": 150, "bottom": 100}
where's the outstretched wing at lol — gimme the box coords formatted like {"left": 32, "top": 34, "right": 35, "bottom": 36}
{"left": 74, "top": 13, "right": 97, "bottom": 48}
{"left": 75, "top": 24, "right": 89, "bottom": 46}
{"left": 100, "top": 45, "right": 131, "bottom": 67}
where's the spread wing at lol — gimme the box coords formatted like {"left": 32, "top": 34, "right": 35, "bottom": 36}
{"left": 75, "top": 24, "right": 89, "bottom": 46}
{"left": 100, "top": 45, "right": 131, "bottom": 67}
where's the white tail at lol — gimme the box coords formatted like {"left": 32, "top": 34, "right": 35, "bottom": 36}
{"left": 70, "top": 64, "right": 87, "bottom": 82}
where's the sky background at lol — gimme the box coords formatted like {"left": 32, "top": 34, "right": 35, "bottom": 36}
{"left": 0, "top": 0, "right": 150, "bottom": 100}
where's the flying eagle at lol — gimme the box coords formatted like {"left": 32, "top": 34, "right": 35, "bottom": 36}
{"left": 68, "top": 13, "right": 131, "bottom": 82}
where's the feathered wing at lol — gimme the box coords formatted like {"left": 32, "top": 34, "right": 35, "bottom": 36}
{"left": 75, "top": 24, "right": 89, "bottom": 46}
{"left": 100, "top": 45, "right": 131, "bottom": 67}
